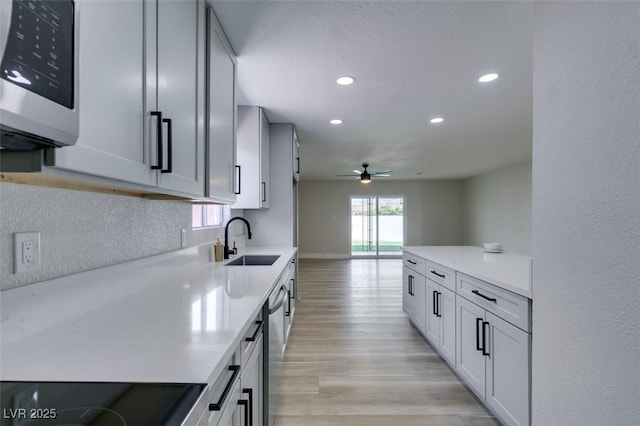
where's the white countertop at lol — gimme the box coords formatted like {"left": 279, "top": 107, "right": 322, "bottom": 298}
{"left": 0, "top": 245, "right": 297, "bottom": 385}
{"left": 403, "top": 246, "right": 532, "bottom": 299}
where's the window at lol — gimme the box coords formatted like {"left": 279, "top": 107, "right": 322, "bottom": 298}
{"left": 192, "top": 204, "right": 227, "bottom": 228}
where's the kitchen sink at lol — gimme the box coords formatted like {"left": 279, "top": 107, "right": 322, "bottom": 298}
{"left": 225, "top": 255, "right": 281, "bottom": 266}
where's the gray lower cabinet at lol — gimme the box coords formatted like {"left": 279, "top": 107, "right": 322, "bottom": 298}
{"left": 425, "top": 280, "right": 456, "bottom": 367}
{"left": 402, "top": 250, "right": 531, "bottom": 426}
{"left": 240, "top": 334, "right": 263, "bottom": 426}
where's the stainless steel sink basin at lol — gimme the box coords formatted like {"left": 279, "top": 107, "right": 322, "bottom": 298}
{"left": 225, "top": 255, "right": 280, "bottom": 266}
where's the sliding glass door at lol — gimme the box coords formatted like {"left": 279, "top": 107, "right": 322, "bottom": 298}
{"left": 350, "top": 196, "right": 404, "bottom": 257}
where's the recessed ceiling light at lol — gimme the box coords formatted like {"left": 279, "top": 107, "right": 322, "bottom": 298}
{"left": 336, "top": 76, "right": 355, "bottom": 86}
{"left": 330, "top": 119, "right": 343, "bottom": 125}
{"left": 430, "top": 117, "right": 444, "bottom": 124}
{"left": 478, "top": 73, "right": 499, "bottom": 83}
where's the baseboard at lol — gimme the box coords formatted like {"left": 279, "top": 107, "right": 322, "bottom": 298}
{"left": 298, "top": 253, "right": 350, "bottom": 259}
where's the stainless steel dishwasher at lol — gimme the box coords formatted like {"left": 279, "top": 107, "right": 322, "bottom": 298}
{"left": 265, "top": 276, "right": 287, "bottom": 426}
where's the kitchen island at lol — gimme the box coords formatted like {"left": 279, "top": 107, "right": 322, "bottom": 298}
{"left": 402, "top": 246, "right": 532, "bottom": 426}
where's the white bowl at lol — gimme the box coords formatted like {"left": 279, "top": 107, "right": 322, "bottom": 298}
{"left": 483, "top": 243, "right": 503, "bottom": 251}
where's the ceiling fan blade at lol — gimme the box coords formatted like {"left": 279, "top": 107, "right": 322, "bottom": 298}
{"left": 336, "top": 174, "right": 360, "bottom": 177}
{"left": 372, "top": 169, "right": 393, "bottom": 175}
{"left": 352, "top": 170, "right": 362, "bottom": 174}
{"left": 374, "top": 174, "right": 391, "bottom": 177}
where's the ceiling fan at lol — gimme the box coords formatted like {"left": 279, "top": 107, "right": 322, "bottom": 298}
{"left": 336, "top": 163, "right": 393, "bottom": 183}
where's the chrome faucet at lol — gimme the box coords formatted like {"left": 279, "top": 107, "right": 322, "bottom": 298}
{"left": 224, "top": 217, "right": 252, "bottom": 259}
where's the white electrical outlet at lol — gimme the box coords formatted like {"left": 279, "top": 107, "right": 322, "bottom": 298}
{"left": 14, "top": 232, "right": 40, "bottom": 274}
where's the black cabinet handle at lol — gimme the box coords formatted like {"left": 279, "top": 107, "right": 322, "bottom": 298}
{"left": 476, "top": 318, "right": 483, "bottom": 352}
{"left": 161, "top": 118, "right": 172, "bottom": 173}
{"left": 286, "top": 290, "right": 291, "bottom": 317}
{"left": 407, "top": 259, "right": 417, "bottom": 265}
{"left": 408, "top": 275, "right": 414, "bottom": 296}
{"left": 472, "top": 290, "right": 497, "bottom": 303}
{"left": 296, "top": 157, "right": 300, "bottom": 174}
{"left": 235, "top": 165, "right": 241, "bottom": 195}
{"left": 430, "top": 270, "right": 445, "bottom": 279}
{"left": 238, "top": 399, "right": 249, "bottom": 426}
{"left": 245, "top": 320, "right": 263, "bottom": 342}
{"left": 209, "top": 365, "right": 240, "bottom": 411}
{"left": 262, "top": 181, "right": 266, "bottom": 202}
{"left": 432, "top": 290, "right": 438, "bottom": 316}
{"left": 150, "top": 111, "right": 163, "bottom": 170}
{"left": 482, "top": 321, "right": 490, "bottom": 356}
{"left": 436, "top": 292, "right": 442, "bottom": 318}
{"left": 241, "top": 388, "right": 253, "bottom": 426}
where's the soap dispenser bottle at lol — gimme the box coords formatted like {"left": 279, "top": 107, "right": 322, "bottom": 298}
{"left": 214, "top": 238, "right": 223, "bottom": 262}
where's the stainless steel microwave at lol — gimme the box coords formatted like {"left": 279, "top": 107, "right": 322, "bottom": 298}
{"left": 0, "top": 0, "right": 79, "bottom": 150}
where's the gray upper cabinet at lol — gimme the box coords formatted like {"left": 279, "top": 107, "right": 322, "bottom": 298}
{"left": 206, "top": 8, "right": 237, "bottom": 203}
{"left": 46, "top": 0, "right": 206, "bottom": 198}
{"left": 233, "top": 106, "right": 270, "bottom": 209}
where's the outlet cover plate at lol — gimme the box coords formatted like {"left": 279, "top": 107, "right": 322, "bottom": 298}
{"left": 14, "top": 232, "right": 40, "bottom": 274}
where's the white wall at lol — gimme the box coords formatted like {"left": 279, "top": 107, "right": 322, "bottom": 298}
{"left": 532, "top": 2, "right": 640, "bottom": 425}
{"left": 461, "top": 161, "right": 532, "bottom": 255}
{"left": 298, "top": 179, "right": 463, "bottom": 257}
{"left": 0, "top": 182, "right": 243, "bottom": 290}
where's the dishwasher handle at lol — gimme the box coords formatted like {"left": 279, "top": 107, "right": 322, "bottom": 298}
{"left": 268, "top": 285, "right": 287, "bottom": 314}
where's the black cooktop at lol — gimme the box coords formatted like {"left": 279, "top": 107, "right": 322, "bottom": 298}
{"left": 0, "top": 381, "right": 205, "bottom": 425}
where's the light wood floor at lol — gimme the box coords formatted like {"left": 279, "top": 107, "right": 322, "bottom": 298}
{"left": 275, "top": 259, "right": 499, "bottom": 426}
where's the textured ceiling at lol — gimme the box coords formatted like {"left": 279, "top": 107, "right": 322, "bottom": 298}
{"left": 211, "top": 1, "right": 533, "bottom": 180}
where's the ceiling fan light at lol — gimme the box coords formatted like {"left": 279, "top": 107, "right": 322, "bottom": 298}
{"left": 360, "top": 172, "right": 371, "bottom": 183}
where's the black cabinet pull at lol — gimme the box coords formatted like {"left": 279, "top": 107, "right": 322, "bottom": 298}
{"left": 472, "top": 290, "right": 497, "bottom": 303}
{"left": 436, "top": 292, "right": 442, "bottom": 318}
{"left": 476, "top": 318, "right": 483, "bottom": 352}
{"left": 161, "top": 117, "right": 172, "bottom": 173}
{"left": 430, "top": 270, "right": 445, "bottom": 279}
{"left": 432, "top": 290, "right": 438, "bottom": 316}
{"left": 296, "top": 157, "right": 300, "bottom": 174}
{"left": 150, "top": 111, "right": 163, "bottom": 170}
{"left": 286, "top": 290, "right": 291, "bottom": 317}
{"left": 235, "top": 165, "right": 241, "bottom": 194}
{"left": 482, "top": 321, "right": 490, "bottom": 356}
{"left": 408, "top": 275, "right": 414, "bottom": 296}
{"left": 245, "top": 320, "right": 263, "bottom": 342}
{"left": 238, "top": 399, "right": 250, "bottom": 426}
{"left": 407, "top": 259, "right": 417, "bottom": 265}
{"left": 241, "top": 388, "right": 253, "bottom": 426}
{"left": 262, "top": 181, "right": 266, "bottom": 202}
{"left": 208, "top": 365, "right": 240, "bottom": 411}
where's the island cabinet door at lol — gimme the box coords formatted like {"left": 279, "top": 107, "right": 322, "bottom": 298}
{"left": 411, "top": 272, "right": 427, "bottom": 335}
{"left": 439, "top": 286, "right": 456, "bottom": 368}
{"left": 456, "top": 295, "right": 487, "bottom": 399}
{"left": 486, "top": 312, "right": 531, "bottom": 426}
{"left": 402, "top": 267, "right": 413, "bottom": 318}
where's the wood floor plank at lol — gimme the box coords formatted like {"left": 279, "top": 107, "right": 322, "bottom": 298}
{"left": 275, "top": 259, "right": 498, "bottom": 426}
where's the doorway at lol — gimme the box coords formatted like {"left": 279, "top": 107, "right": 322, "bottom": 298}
{"left": 350, "top": 196, "right": 404, "bottom": 257}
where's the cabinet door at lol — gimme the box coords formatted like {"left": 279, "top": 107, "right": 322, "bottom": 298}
{"left": 410, "top": 273, "right": 427, "bottom": 336}
{"left": 486, "top": 312, "right": 530, "bottom": 426}
{"left": 439, "top": 286, "right": 456, "bottom": 367}
{"left": 206, "top": 8, "right": 237, "bottom": 203}
{"left": 234, "top": 106, "right": 268, "bottom": 209}
{"left": 402, "top": 267, "right": 413, "bottom": 318}
{"left": 241, "top": 335, "right": 263, "bottom": 426}
{"left": 49, "top": 0, "right": 156, "bottom": 186}
{"left": 260, "top": 108, "right": 270, "bottom": 208}
{"left": 425, "top": 279, "right": 440, "bottom": 345}
{"left": 155, "top": 0, "right": 205, "bottom": 196}
{"left": 456, "top": 295, "right": 486, "bottom": 399}
{"left": 292, "top": 130, "right": 300, "bottom": 181}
